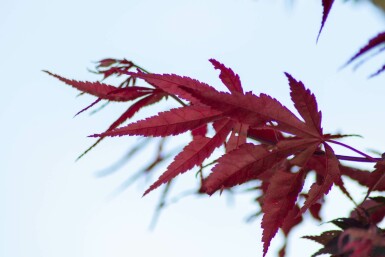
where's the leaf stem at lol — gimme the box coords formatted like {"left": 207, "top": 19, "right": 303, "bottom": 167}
{"left": 170, "top": 94, "right": 187, "bottom": 106}
{"left": 327, "top": 139, "right": 378, "bottom": 162}
{"left": 334, "top": 154, "right": 382, "bottom": 163}
{"left": 133, "top": 63, "right": 150, "bottom": 74}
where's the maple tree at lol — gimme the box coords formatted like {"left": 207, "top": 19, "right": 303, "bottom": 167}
{"left": 46, "top": 1, "right": 385, "bottom": 257}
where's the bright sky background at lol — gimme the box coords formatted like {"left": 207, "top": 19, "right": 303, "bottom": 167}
{"left": 2, "top": 0, "right": 385, "bottom": 257}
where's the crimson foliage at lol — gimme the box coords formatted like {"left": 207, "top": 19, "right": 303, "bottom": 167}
{"left": 47, "top": 2, "right": 385, "bottom": 257}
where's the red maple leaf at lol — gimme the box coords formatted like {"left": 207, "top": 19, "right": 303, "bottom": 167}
{"left": 123, "top": 71, "right": 219, "bottom": 104}
{"left": 286, "top": 72, "right": 322, "bottom": 135}
{"left": 95, "top": 60, "right": 250, "bottom": 196}
{"left": 317, "top": 0, "right": 335, "bottom": 41}
{"left": 341, "top": 160, "right": 385, "bottom": 192}
{"left": 45, "top": 70, "right": 168, "bottom": 158}
{"left": 92, "top": 104, "right": 223, "bottom": 137}
{"left": 300, "top": 144, "right": 341, "bottom": 213}
{"left": 181, "top": 68, "right": 348, "bottom": 253}
{"left": 122, "top": 64, "right": 347, "bottom": 255}
{"left": 261, "top": 168, "right": 306, "bottom": 256}
{"left": 143, "top": 119, "right": 235, "bottom": 196}
{"left": 209, "top": 58, "right": 243, "bottom": 93}
{"left": 201, "top": 138, "right": 319, "bottom": 195}
{"left": 52, "top": 59, "right": 360, "bottom": 257}
{"left": 345, "top": 32, "right": 385, "bottom": 77}
{"left": 44, "top": 71, "right": 154, "bottom": 102}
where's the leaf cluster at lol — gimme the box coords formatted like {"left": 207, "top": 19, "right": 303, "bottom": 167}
{"left": 46, "top": 1, "right": 385, "bottom": 256}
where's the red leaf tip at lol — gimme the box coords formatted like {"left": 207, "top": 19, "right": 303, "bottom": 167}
{"left": 209, "top": 58, "right": 243, "bottom": 93}
{"left": 317, "top": 0, "right": 335, "bottom": 42}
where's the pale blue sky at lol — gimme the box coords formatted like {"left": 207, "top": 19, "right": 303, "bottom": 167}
{"left": 1, "top": 1, "right": 385, "bottom": 257}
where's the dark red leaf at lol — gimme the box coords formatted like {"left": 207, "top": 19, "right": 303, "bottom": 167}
{"left": 340, "top": 166, "right": 374, "bottom": 188}
{"left": 202, "top": 138, "right": 319, "bottom": 195}
{"left": 370, "top": 63, "right": 385, "bottom": 78}
{"left": 351, "top": 198, "right": 385, "bottom": 224}
{"left": 126, "top": 72, "right": 218, "bottom": 104}
{"left": 226, "top": 122, "right": 249, "bottom": 152}
{"left": 301, "top": 176, "right": 333, "bottom": 215}
{"left": 341, "top": 161, "right": 385, "bottom": 192}
{"left": 202, "top": 143, "right": 278, "bottom": 195}
{"left": 301, "top": 144, "right": 340, "bottom": 213}
{"left": 285, "top": 73, "right": 322, "bottom": 135}
{"left": 281, "top": 205, "right": 303, "bottom": 236}
{"left": 280, "top": 204, "right": 303, "bottom": 257}
{"left": 261, "top": 169, "right": 306, "bottom": 256}
{"left": 209, "top": 59, "right": 243, "bottom": 93}
{"left": 369, "top": 160, "right": 385, "bottom": 193}
{"left": 143, "top": 119, "right": 234, "bottom": 196}
{"left": 317, "top": 0, "right": 335, "bottom": 41}
{"left": 338, "top": 227, "right": 385, "bottom": 257}
{"left": 310, "top": 202, "right": 323, "bottom": 221}
{"left": 310, "top": 156, "right": 355, "bottom": 204}
{"left": 45, "top": 71, "right": 153, "bottom": 101}
{"left": 191, "top": 124, "right": 208, "bottom": 138}
{"left": 288, "top": 141, "right": 320, "bottom": 167}
{"left": 183, "top": 87, "right": 320, "bottom": 138}
{"left": 92, "top": 105, "right": 223, "bottom": 138}
{"left": 247, "top": 128, "right": 285, "bottom": 144}
{"left": 346, "top": 32, "right": 385, "bottom": 66}
{"left": 303, "top": 230, "right": 341, "bottom": 246}
{"left": 97, "top": 58, "right": 117, "bottom": 68}
{"left": 106, "top": 92, "right": 166, "bottom": 132}
{"left": 305, "top": 230, "right": 343, "bottom": 257}
{"left": 74, "top": 98, "right": 102, "bottom": 116}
